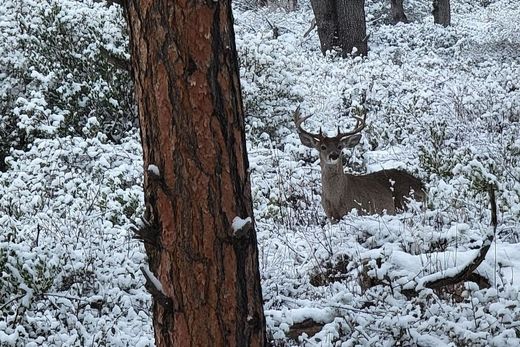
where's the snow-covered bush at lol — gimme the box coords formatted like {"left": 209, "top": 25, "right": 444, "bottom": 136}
{"left": 0, "top": 0, "right": 133, "bottom": 170}
{"left": 0, "top": 133, "right": 152, "bottom": 345}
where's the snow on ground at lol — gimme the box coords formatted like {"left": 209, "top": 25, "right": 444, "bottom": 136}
{"left": 1, "top": 0, "right": 520, "bottom": 346}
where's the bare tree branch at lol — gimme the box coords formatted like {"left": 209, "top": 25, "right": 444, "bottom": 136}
{"left": 303, "top": 18, "right": 316, "bottom": 38}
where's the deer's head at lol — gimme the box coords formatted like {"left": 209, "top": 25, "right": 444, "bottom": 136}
{"left": 293, "top": 107, "right": 366, "bottom": 166}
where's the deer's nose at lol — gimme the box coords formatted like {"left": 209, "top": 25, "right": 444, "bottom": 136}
{"left": 329, "top": 152, "right": 340, "bottom": 161}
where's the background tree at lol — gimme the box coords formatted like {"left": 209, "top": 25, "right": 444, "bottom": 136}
{"left": 336, "top": 0, "right": 368, "bottom": 56}
{"left": 123, "top": 1, "right": 266, "bottom": 346}
{"left": 433, "top": 0, "right": 451, "bottom": 26}
{"left": 310, "top": 0, "right": 338, "bottom": 54}
{"left": 390, "top": 0, "right": 408, "bottom": 24}
{"left": 311, "top": 0, "right": 368, "bottom": 57}
{"left": 288, "top": 0, "right": 298, "bottom": 11}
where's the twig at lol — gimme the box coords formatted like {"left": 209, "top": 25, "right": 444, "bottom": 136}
{"left": 303, "top": 18, "right": 316, "bottom": 38}
{"left": 266, "top": 18, "right": 279, "bottom": 39}
{"left": 0, "top": 295, "right": 25, "bottom": 311}
{"left": 489, "top": 184, "right": 498, "bottom": 287}
{"left": 99, "top": 47, "right": 131, "bottom": 72}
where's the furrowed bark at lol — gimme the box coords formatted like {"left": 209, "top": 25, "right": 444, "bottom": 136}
{"left": 336, "top": 0, "right": 368, "bottom": 57}
{"left": 124, "top": 1, "right": 266, "bottom": 345}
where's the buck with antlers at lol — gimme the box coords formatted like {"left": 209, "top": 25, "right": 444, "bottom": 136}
{"left": 294, "top": 107, "right": 425, "bottom": 220}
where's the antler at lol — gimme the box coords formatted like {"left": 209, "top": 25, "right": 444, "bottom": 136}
{"left": 337, "top": 112, "right": 366, "bottom": 139}
{"left": 336, "top": 105, "right": 367, "bottom": 140}
{"left": 293, "top": 106, "right": 324, "bottom": 141}
{"left": 293, "top": 105, "right": 367, "bottom": 142}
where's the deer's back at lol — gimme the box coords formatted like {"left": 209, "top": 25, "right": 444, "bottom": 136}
{"left": 346, "top": 169, "right": 425, "bottom": 215}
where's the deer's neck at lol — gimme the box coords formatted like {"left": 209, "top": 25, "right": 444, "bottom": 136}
{"left": 321, "top": 160, "right": 344, "bottom": 177}
{"left": 321, "top": 161, "right": 349, "bottom": 194}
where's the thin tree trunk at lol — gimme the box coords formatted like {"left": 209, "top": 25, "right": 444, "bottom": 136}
{"left": 390, "top": 0, "right": 408, "bottom": 24}
{"left": 288, "top": 0, "right": 297, "bottom": 11}
{"left": 124, "top": 1, "right": 266, "bottom": 346}
{"left": 432, "top": 0, "right": 451, "bottom": 26}
{"left": 310, "top": 0, "right": 339, "bottom": 55}
{"left": 336, "top": 0, "right": 368, "bottom": 57}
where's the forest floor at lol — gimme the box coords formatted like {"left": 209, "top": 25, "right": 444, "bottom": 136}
{"left": 1, "top": 0, "right": 520, "bottom": 345}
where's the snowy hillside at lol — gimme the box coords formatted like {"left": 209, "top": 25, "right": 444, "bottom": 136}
{"left": 1, "top": 0, "right": 520, "bottom": 345}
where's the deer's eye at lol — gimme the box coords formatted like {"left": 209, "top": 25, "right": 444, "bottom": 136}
{"left": 320, "top": 145, "right": 327, "bottom": 151}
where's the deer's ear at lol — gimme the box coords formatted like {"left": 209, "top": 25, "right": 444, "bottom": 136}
{"left": 298, "top": 133, "right": 320, "bottom": 149}
{"left": 341, "top": 134, "right": 361, "bottom": 148}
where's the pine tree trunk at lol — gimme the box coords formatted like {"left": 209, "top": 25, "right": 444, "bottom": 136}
{"left": 432, "top": 0, "right": 451, "bottom": 26}
{"left": 336, "top": 0, "right": 368, "bottom": 57}
{"left": 390, "top": 0, "right": 408, "bottom": 24}
{"left": 310, "top": 0, "right": 339, "bottom": 54}
{"left": 124, "top": 1, "right": 266, "bottom": 346}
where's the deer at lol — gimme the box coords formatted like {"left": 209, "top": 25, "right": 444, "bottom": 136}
{"left": 294, "top": 106, "right": 425, "bottom": 220}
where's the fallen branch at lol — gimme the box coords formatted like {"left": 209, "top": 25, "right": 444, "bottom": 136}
{"left": 417, "top": 185, "right": 497, "bottom": 291}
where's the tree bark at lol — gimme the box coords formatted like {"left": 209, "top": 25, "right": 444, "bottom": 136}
{"left": 310, "top": 0, "right": 339, "bottom": 55}
{"left": 336, "top": 0, "right": 368, "bottom": 57}
{"left": 432, "top": 0, "right": 451, "bottom": 26}
{"left": 123, "top": 1, "right": 266, "bottom": 346}
{"left": 287, "top": 0, "right": 298, "bottom": 11}
{"left": 390, "top": 0, "right": 408, "bottom": 24}
{"left": 310, "top": 0, "right": 368, "bottom": 56}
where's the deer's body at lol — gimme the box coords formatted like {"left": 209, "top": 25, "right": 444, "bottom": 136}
{"left": 294, "top": 106, "right": 425, "bottom": 220}
{"left": 321, "top": 162, "right": 424, "bottom": 219}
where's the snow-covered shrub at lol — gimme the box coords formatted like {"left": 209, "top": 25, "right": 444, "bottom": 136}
{"left": 236, "top": 10, "right": 309, "bottom": 142}
{"left": 0, "top": 133, "right": 152, "bottom": 345}
{"left": 0, "top": 242, "right": 59, "bottom": 343}
{"left": 0, "top": 0, "right": 133, "bottom": 170}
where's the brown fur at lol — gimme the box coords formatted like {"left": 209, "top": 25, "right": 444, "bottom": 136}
{"left": 321, "top": 162, "right": 425, "bottom": 219}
